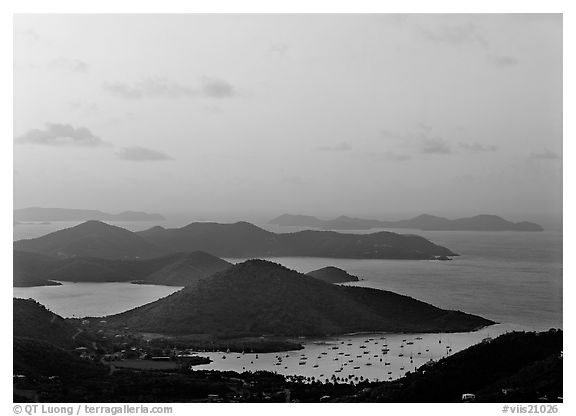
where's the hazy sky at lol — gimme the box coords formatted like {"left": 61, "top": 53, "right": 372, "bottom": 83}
{"left": 13, "top": 14, "right": 562, "bottom": 223}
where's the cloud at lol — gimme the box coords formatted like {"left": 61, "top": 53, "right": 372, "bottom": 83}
{"left": 459, "top": 142, "right": 498, "bottom": 153}
{"left": 15, "top": 123, "right": 108, "bottom": 147}
{"left": 116, "top": 146, "right": 173, "bottom": 161}
{"left": 421, "top": 138, "right": 452, "bottom": 154}
{"left": 200, "top": 77, "right": 236, "bottom": 98}
{"left": 103, "top": 76, "right": 236, "bottom": 99}
{"left": 417, "top": 23, "right": 488, "bottom": 48}
{"left": 49, "top": 58, "right": 89, "bottom": 73}
{"left": 489, "top": 54, "right": 519, "bottom": 68}
{"left": 529, "top": 149, "right": 561, "bottom": 160}
{"left": 316, "top": 142, "right": 352, "bottom": 152}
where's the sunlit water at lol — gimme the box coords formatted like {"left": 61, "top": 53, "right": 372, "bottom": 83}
{"left": 195, "top": 324, "right": 521, "bottom": 382}
{"left": 13, "top": 223, "right": 561, "bottom": 382}
{"left": 13, "top": 282, "right": 181, "bottom": 318}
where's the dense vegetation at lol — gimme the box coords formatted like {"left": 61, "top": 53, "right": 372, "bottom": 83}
{"left": 107, "top": 260, "right": 492, "bottom": 337}
{"left": 13, "top": 250, "right": 231, "bottom": 287}
{"left": 14, "top": 220, "right": 456, "bottom": 260}
{"left": 14, "top": 220, "right": 159, "bottom": 259}
{"left": 13, "top": 299, "right": 89, "bottom": 348}
{"left": 306, "top": 266, "right": 359, "bottom": 283}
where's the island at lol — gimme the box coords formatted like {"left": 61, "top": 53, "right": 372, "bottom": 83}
{"left": 105, "top": 260, "right": 493, "bottom": 336}
{"left": 14, "top": 207, "right": 165, "bottom": 222}
{"left": 269, "top": 213, "right": 543, "bottom": 232}
{"left": 13, "top": 220, "right": 457, "bottom": 260}
{"left": 306, "top": 266, "right": 360, "bottom": 283}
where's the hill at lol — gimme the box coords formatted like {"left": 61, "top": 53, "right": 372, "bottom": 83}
{"left": 13, "top": 298, "right": 85, "bottom": 349}
{"left": 106, "top": 260, "right": 493, "bottom": 337}
{"left": 13, "top": 250, "right": 232, "bottom": 287}
{"left": 14, "top": 220, "right": 456, "bottom": 260}
{"left": 14, "top": 207, "right": 164, "bottom": 222}
{"left": 13, "top": 251, "right": 62, "bottom": 287}
{"left": 13, "top": 220, "right": 162, "bottom": 259}
{"left": 138, "top": 251, "right": 233, "bottom": 286}
{"left": 306, "top": 266, "right": 359, "bottom": 283}
{"left": 136, "top": 221, "right": 456, "bottom": 259}
{"left": 270, "top": 213, "right": 543, "bottom": 232}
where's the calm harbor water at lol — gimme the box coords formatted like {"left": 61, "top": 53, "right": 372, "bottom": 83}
{"left": 13, "top": 222, "right": 562, "bottom": 382}
{"left": 13, "top": 281, "right": 181, "bottom": 318}
{"left": 195, "top": 324, "right": 520, "bottom": 382}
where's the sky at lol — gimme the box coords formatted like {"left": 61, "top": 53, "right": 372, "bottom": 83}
{"left": 13, "top": 14, "right": 563, "bottom": 225}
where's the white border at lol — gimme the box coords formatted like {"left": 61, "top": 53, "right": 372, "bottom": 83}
{"left": 2, "top": 2, "right": 570, "bottom": 415}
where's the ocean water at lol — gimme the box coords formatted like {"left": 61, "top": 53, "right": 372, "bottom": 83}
{"left": 231, "top": 229, "right": 563, "bottom": 331}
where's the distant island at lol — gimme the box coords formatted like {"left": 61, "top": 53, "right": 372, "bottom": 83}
{"left": 106, "top": 260, "right": 493, "bottom": 337}
{"left": 306, "top": 266, "right": 360, "bottom": 284}
{"left": 14, "top": 207, "right": 165, "bottom": 222}
{"left": 14, "top": 220, "right": 457, "bottom": 260}
{"left": 14, "top": 250, "right": 232, "bottom": 287}
{"left": 270, "top": 213, "right": 543, "bottom": 232}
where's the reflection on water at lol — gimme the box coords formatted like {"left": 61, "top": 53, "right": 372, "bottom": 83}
{"left": 227, "top": 231, "right": 562, "bottom": 330}
{"left": 13, "top": 281, "right": 182, "bottom": 318}
{"left": 194, "top": 324, "right": 521, "bottom": 382}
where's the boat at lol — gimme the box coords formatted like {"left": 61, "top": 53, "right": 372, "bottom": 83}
{"left": 406, "top": 341, "right": 414, "bottom": 345}
{"left": 353, "top": 366, "right": 360, "bottom": 370}
{"left": 384, "top": 362, "right": 391, "bottom": 365}
{"left": 313, "top": 364, "right": 319, "bottom": 368}
{"left": 366, "top": 363, "right": 372, "bottom": 366}
{"left": 399, "top": 353, "right": 404, "bottom": 357}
